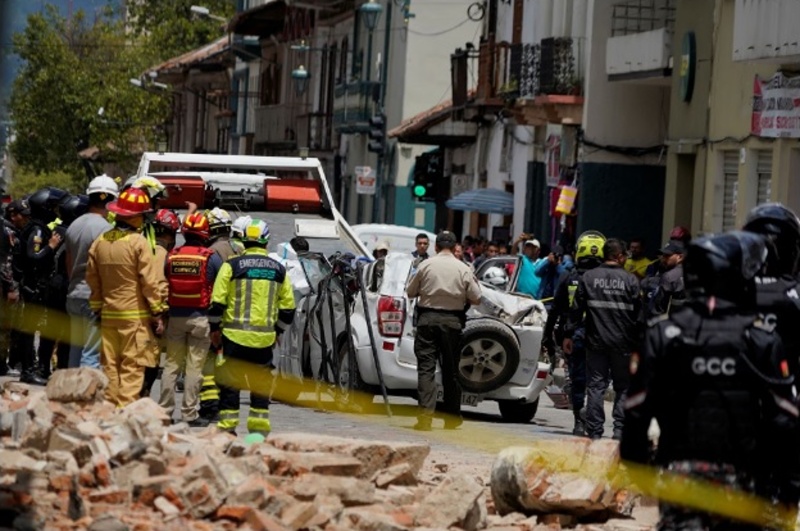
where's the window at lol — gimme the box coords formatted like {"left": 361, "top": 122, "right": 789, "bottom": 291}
{"left": 260, "top": 54, "right": 281, "bottom": 106}
{"left": 756, "top": 150, "right": 772, "bottom": 205}
{"left": 722, "top": 151, "right": 739, "bottom": 231}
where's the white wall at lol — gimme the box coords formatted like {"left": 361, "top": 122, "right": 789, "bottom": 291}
{"left": 581, "top": 0, "right": 669, "bottom": 165}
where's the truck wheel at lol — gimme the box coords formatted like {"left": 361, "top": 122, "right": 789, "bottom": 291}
{"left": 498, "top": 399, "right": 539, "bottom": 423}
{"left": 336, "top": 339, "right": 374, "bottom": 413}
{"left": 458, "top": 319, "right": 520, "bottom": 393}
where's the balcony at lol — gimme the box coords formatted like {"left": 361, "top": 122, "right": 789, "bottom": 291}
{"left": 332, "top": 81, "right": 380, "bottom": 133}
{"left": 606, "top": 0, "right": 675, "bottom": 83}
{"left": 254, "top": 103, "right": 310, "bottom": 147}
{"left": 733, "top": 0, "right": 800, "bottom": 63}
{"left": 476, "top": 38, "right": 585, "bottom": 103}
{"left": 296, "top": 112, "right": 332, "bottom": 152}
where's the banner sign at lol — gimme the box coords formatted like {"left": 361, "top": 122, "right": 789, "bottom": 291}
{"left": 355, "top": 166, "right": 375, "bottom": 195}
{"left": 752, "top": 72, "right": 800, "bottom": 138}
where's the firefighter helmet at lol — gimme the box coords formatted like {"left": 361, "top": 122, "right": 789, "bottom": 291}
{"left": 154, "top": 209, "right": 181, "bottom": 234}
{"left": 182, "top": 211, "right": 211, "bottom": 241}
{"left": 231, "top": 215, "right": 252, "bottom": 239}
{"left": 207, "top": 207, "right": 232, "bottom": 237}
{"left": 107, "top": 187, "right": 153, "bottom": 217}
{"left": 86, "top": 174, "right": 119, "bottom": 199}
{"left": 243, "top": 219, "right": 270, "bottom": 245}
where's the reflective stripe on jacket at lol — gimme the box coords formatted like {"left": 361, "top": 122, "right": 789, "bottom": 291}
{"left": 210, "top": 247, "right": 295, "bottom": 348}
{"left": 86, "top": 227, "right": 169, "bottom": 320}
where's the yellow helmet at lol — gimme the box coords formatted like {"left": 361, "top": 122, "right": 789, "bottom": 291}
{"left": 575, "top": 230, "right": 606, "bottom": 263}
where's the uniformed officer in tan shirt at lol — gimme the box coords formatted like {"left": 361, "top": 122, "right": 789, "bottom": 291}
{"left": 406, "top": 231, "right": 481, "bottom": 431}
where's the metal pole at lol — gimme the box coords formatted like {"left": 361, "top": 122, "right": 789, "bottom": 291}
{"left": 372, "top": 1, "right": 392, "bottom": 223}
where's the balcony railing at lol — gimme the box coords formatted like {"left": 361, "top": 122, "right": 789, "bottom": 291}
{"left": 611, "top": 0, "right": 676, "bottom": 37}
{"left": 332, "top": 81, "right": 380, "bottom": 133}
{"left": 254, "top": 104, "right": 310, "bottom": 146}
{"left": 296, "top": 112, "right": 332, "bottom": 151}
{"left": 476, "top": 37, "right": 585, "bottom": 102}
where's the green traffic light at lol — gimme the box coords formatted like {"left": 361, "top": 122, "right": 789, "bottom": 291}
{"left": 413, "top": 184, "right": 426, "bottom": 197}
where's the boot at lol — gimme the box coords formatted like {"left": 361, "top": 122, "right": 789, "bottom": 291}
{"left": 572, "top": 412, "right": 586, "bottom": 437}
{"left": 20, "top": 369, "right": 48, "bottom": 386}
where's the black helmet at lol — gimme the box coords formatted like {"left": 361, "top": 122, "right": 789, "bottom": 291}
{"left": 742, "top": 203, "right": 800, "bottom": 276}
{"left": 57, "top": 194, "right": 90, "bottom": 226}
{"left": 683, "top": 230, "right": 767, "bottom": 306}
{"left": 28, "top": 187, "right": 69, "bottom": 223}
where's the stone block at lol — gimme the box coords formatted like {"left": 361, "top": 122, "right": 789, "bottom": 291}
{"left": 414, "top": 474, "right": 485, "bottom": 531}
{"left": 371, "top": 463, "right": 416, "bottom": 488}
{"left": 290, "top": 473, "right": 375, "bottom": 506}
{"left": 280, "top": 501, "right": 317, "bottom": 530}
{"left": 267, "top": 433, "right": 430, "bottom": 479}
{"left": 46, "top": 368, "right": 109, "bottom": 403}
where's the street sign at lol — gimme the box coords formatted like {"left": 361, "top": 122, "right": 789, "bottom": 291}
{"left": 355, "top": 166, "right": 375, "bottom": 195}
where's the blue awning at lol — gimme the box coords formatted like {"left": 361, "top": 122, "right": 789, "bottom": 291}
{"left": 445, "top": 188, "right": 514, "bottom": 216}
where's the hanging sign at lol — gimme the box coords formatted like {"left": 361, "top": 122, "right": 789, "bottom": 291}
{"left": 752, "top": 72, "right": 800, "bottom": 138}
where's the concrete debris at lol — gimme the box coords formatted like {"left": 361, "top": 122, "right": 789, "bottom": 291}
{"left": 0, "top": 377, "right": 653, "bottom": 531}
{"left": 490, "top": 441, "right": 638, "bottom": 522}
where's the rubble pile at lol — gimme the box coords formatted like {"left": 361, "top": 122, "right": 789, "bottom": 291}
{"left": 0, "top": 369, "right": 649, "bottom": 531}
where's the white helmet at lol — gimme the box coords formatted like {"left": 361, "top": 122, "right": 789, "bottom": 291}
{"left": 231, "top": 215, "right": 252, "bottom": 239}
{"left": 207, "top": 207, "right": 232, "bottom": 230}
{"left": 481, "top": 266, "right": 508, "bottom": 288}
{"left": 86, "top": 174, "right": 119, "bottom": 199}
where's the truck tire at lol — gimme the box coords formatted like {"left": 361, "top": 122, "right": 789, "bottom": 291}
{"left": 498, "top": 399, "right": 539, "bottom": 423}
{"left": 458, "top": 319, "right": 520, "bottom": 393}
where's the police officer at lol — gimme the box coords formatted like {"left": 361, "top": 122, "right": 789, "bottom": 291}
{"left": 15, "top": 187, "right": 68, "bottom": 384}
{"left": 406, "top": 231, "right": 482, "bottom": 431}
{"left": 210, "top": 219, "right": 296, "bottom": 436}
{"left": 2, "top": 200, "right": 30, "bottom": 375}
{"left": 543, "top": 230, "right": 606, "bottom": 436}
{"left": 648, "top": 240, "right": 687, "bottom": 317}
{"left": 621, "top": 231, "right": 800, "bottom": 531}
{"left": 563, "top": 238, "right": 641, "bottom": 440}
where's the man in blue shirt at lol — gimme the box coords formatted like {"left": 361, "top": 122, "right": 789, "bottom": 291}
{"left": 516, "top": 239, "right": 545, "bottom": 298}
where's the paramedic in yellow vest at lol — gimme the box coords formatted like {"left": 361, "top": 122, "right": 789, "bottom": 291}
{"left": 197, "top": 208, "right": 244, "bottom": 422}
{"left": 209, "top": 219, "right": 295, "bottom": 435}
{"left": 86, "top": 187, "right": 168, "bottom": 406}
{"left": 160, "top": 211, "right": 223, "bottom": 427}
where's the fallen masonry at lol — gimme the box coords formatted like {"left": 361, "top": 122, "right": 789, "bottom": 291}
{"left": 0, "top": 368, "right": 649, "bottom": 531}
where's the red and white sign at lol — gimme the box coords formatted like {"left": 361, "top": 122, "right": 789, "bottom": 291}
{"left": 752, "top": 72, "right": 800, "bottom": 138}
{"left": 355, "top": 166, "right": 375, "bottom": 195}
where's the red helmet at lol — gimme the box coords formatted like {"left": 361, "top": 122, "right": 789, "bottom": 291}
{"left": 182, "top": 211, "right": 211, "bottom": 240}
{"left": 108, "top": 188, "right": 152, "bottom": 217}
{"left": 154, "top": 209, "right": 180, "bottom": 233}
{"left": 669, "top": 225, "right": 691, "bottom": 243}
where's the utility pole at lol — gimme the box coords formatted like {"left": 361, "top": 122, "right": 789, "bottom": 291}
{"left": 371, "top": 1, "right": 392, "bottom": 224}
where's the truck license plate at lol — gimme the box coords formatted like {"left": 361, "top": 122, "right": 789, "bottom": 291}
{"left": 436, "top": 388, "right": 481, "bottom": 406}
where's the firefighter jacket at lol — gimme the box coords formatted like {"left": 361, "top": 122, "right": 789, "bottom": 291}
{"left": 756, "top": 274, "right": 800, "bottom": 377}
{"left": 210, "top": 237, "right": 241, "bottom": 262}
{"left": 621, "top": 300, "right": 800, "bottom": 505}
{"left": 209, "top": 247, "right": 296, "bottom": 349}
{"left": 167, "top": 245, "right": 222, "bottom": 314}
{"left": 564, "top": 263, "right": 642, "bottom": 353}
{"left": 86, "top": 227, "right": 169, "bottom": 322}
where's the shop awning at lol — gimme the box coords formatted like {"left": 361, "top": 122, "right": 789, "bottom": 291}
{"left": 446, "top": 188, "right": 514, "bottom": 216}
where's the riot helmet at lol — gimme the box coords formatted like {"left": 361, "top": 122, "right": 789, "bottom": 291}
{"left": 742, "top": 203, "right": 800, "bottom": 276}
{"left": 57, "top": 194, "right": 90, "bottom": 226}
{"left": 28, "top": 187, "right": 69, "bottom": 223}
{"left": 683, "top": 230, "right": 768, "bottom": 306}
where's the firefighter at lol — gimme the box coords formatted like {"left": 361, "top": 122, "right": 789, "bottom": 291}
{"left": 197, "top": 209, "right": 245, "bottom": 422}
{"left": 209, "top": 219, "right": 296, "bottom": 436}
{"left": 86, "top": 187, "right": 169, "bottom": 407}
{"left": 16, "top": 187, "right": 68, "bottom": 384}
{"left": 542, "top": 230, "right": 606, "bottom": 437}
{"left": 140, "top": 209, "right": 181, "bottom": 397}
{"left": 621, "top": 231, "right": 800, "bottom": 530}
{"left": 160, "top": 211, "right": 222, "bottom": 427}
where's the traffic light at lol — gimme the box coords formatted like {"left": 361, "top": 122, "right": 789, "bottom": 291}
{"left": 367, "top": 114, "right": 386, "bottom": 154}
{"left": 411, "top": 150, "right": 443, "bottom": 202}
